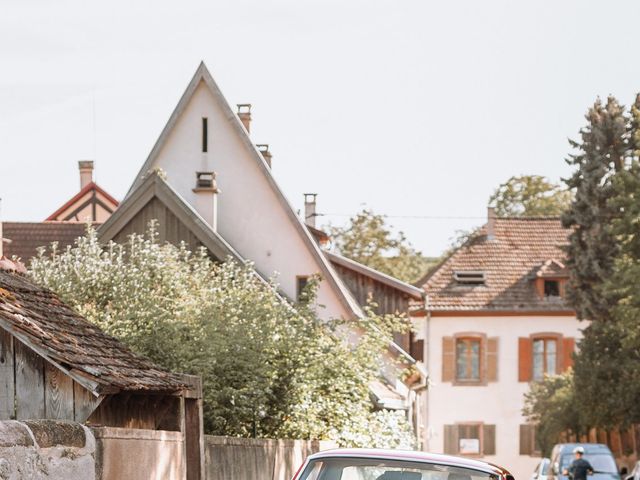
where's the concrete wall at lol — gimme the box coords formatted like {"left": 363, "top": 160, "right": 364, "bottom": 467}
{"left": 205, "top": 436, "right": 335, "bottom": 480}
{"left": 418, "top": 314, "right": 582, "bottom": 480}
{"left": 0, "top": 420, "right": 95, "bottom": 480}
{"left": 93, "top": 427, "right": 185, "bottom": 480}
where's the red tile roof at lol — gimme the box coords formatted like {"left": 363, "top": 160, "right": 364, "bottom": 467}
{"left": 0, "top": 268, "right": 186, "bottom": 393}
{"left": 45, "top": 181, "right": 119, "bottom": 221}
{"left": 419, "top": 217, "right": 573, "bottom": 312}
{"left": 3, "top": 222, "right": 93, "bottom": 263}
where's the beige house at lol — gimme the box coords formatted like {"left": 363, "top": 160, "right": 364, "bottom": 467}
{"left": 412, "top": 208, "right": 582, "bottom": 479}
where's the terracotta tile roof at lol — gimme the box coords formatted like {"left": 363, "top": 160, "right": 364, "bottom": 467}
{"left": 3, "top": 222, "right": 93, "bottom": 263}
{"left": 419, "top": 217, "right": 573, "bottom": 312}
{"left": 0, "top": 268, "right": 186, "bottom": 394}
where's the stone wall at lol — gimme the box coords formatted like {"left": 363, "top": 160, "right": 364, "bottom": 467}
{"left": 205, "top": 436, "right": 336, "bottom": 480}
{"left": 0, "top": 420, "right": 95, "bottom": 480}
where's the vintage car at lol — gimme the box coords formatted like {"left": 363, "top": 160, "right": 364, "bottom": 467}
{"left": 292, "top": 448, "right": 514, "bottom": 480}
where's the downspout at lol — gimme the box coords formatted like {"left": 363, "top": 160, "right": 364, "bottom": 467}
{"left": 424, "top": 293, "right": 432, "bottom": 451}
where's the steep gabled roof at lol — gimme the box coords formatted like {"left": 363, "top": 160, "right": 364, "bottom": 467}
{"left": 123, "top": 62, "right": 363, "bottom": 318}
{"left": 419, "top": 217, "right": 574, "bottom": 313}
{"left": 46, "top": 181, "right": 119, "bottom": 222}
{"left": 99, "top": 171, "right": 243, "bottom": 263}
{"left": 0, "top": 267, "right": 186, "bottom": 395}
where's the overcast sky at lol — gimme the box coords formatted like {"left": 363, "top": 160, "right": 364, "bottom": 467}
{"left": 2, "top": 0, "right": 640, "bottom": 256}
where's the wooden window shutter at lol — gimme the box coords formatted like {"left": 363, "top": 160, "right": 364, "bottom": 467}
{"left": 562, "top": 337, "right": 576, "bottom": 371}
{"left": 411, "top": 339, "right": 424, "bottom": 363}
{"left": 444, "top": 425, "right": 459, "bottom": 454}
{"left": 486, "top": 337, "right": 499, "bottom": 382}
{"left": 520, "top": 424, "right": 534, "bottom": 455}
{"left": 442, "top": 337, "right": 455, "bottom": 382}
{"left": 518, "top": 337, "right": 533, "bottom": 382}
{"left": 483, "top": 424, "right": 496, "bottom": 455}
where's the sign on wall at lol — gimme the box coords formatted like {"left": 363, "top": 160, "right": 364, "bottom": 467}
{"left": 459, "top": 438, "right": 480, "bottom": 455}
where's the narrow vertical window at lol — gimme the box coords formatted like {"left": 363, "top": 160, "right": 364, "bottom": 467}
{"left": 456, "top": 338, "right": 481, "bottom": 381}
{"left": 202, "top": 117, "right": 208, "bottom": 152}
{"left": 532, "top": 338, "right": 557, "bottom": 381}
{"left": 296, "top": 276, "right": 309, "bottom": 302}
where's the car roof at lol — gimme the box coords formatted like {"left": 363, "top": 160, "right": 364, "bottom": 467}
{"left": 306, "top": 449, "right": 510, "bottom": 476}
{"left": 555, "top": 444, "right": 612, "bottom": 453}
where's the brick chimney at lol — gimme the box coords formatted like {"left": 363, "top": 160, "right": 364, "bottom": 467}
{"left": 304, "top": 194, "right": 318, "bottom": 228}
{"left": 193, "top": 172, "right": 220, "bottom": 231}
{"left": 256, "top": 144, "right": 272, "bottom": 168}
{"left": 487, "top": 206, "right": 496, "bottom": 241}
{"left": 237, "top": 104, "right": 252, "bottom": 133}
{"left": 78, "top": 160, "right": 94, "bottom": 189}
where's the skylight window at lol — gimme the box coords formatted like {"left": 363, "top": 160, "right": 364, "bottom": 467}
{"left": 453, "top": 271, "right": 486, "bottom": 286}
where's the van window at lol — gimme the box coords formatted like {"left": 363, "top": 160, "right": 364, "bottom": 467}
{"left": 561, "top": 454, "right": 617, "bottom": 474}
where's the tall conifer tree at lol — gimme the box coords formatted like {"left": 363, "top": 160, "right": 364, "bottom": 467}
{"left": 562, "top": 96, "right": 627, "bottom": 322}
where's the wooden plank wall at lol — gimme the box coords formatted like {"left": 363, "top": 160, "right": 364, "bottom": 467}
{"left": 0, "top": 332, "right": 98, "bottom": 422}
{"left": 111, "top": 196, "right": 206, "bottom": 253}
{"left": 332, "top": 263, "right": 413, "bottom": 352}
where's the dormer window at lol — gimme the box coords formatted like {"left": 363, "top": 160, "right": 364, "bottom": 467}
{"left": 453, "top": 271, "right": 486, "bottom": 286}
{"left": 544, "top": 280, "right": 560, "bottom": 298}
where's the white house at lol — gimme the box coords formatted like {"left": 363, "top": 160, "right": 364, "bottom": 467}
{"left": 411, "top": 208, "right": 583, "bottom": 479}
{"left": 97, "top": 62, "right": 425, "bottom": 419}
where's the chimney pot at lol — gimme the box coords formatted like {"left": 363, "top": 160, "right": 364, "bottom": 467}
{"left": 487, "top": 206, "right": 496, "bottom": 241}
{"left": 256, "top": 144, "right": 272, "bottom": 168}
{"left": 237, "top": 104, "right": 252, "bottom": 133}
{"left": 78, "top": 160, "right": 94, "bottom": 189}
{"left": 304, "top": 193, "right": 318, "bottom": 228}
{"left": 193, "top": 171, "right": 220, "bottom": 231}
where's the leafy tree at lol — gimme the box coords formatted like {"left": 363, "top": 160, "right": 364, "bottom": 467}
{"left": 489, "top": 175, "right": 572, "bottom": 217}
{"left": 562, "top": 96, "right": 628, "bottom": 323}
{"left": 29, "top": 224, "right": 415, "bottom": 447}
{"left": 523, "top": 371, "right": 581, "bottom": 456}
{"left": 329, "top": 208, "right": 434, "bottom": 283}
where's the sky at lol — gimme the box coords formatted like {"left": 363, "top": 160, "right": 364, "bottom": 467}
{"left": 2, "top": 0, "right": 640, "bottom": 257}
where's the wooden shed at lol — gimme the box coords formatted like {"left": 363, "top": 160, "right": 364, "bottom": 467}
{"left": 0, "top": 258, "right": 203, "bottom": 478}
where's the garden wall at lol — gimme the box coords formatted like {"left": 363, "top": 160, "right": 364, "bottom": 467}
{"left": 205, "top": 436, "right": 336, "bottom": 480}
{"left": 93, "top": 426, "right": 185, "bottom": 480}
{"left": 0, "top": 420, "right": 95, "bottom": 479}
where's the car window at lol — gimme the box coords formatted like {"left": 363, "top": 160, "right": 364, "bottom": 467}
{"left": 541, "top": 461, "right": 550, "bottom": 475}
{"left": 561, "top": 454, "right": 617, "bottom": 474}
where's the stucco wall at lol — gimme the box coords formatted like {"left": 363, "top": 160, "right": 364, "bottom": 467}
{"left": 0, "top": 420, "right": 95, "bottom": 480}
{"left": 205, "top": 435, "right": 335, "bottom": 480}
{"left": 418, "top": 314, "right": 583, "bottom": 480}
{"left": 93, "top": 427, "right": 185, "bottom": 480}
{"left": 149, "top": 80, "right": 352, "bottom": 320}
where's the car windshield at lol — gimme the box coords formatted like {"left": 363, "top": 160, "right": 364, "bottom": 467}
{"left": 560, "top": 454, "right": 618, "bottom": 474}
{"left": 298, "top": 457, "right": 499, "bottom": 480}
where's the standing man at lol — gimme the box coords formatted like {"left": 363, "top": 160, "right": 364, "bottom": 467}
{"left": 563, "top": 447, "right": 594, "bottom": 480}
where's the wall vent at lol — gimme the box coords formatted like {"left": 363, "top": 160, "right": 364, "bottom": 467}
{"left": 453, "top": 271, "right": 486, "bottom": 286}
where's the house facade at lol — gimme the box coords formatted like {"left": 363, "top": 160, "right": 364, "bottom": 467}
{"left": 412, "top": 208, "right": 582, "bottom": 479}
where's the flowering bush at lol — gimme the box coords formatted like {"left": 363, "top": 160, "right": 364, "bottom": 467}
{"left": 29, "top": 224, "right": 416, "bottom": 447}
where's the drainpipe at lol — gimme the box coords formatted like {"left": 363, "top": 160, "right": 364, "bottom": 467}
{"left": 424, "top": 294, "right": 432, "bottom": 452}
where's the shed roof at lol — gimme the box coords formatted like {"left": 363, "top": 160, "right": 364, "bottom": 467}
{"left": 0, "top": 266, "right": 186, "bottom": 394}
{"left": 418, "top": 217, "right": 574, "bottom": 313}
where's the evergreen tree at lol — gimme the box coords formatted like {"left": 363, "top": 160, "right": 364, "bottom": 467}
{"left": 562, "top": 96, "right": 627, "bottom": 322}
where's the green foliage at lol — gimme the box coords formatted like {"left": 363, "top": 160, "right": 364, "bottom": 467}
{"left": 523, "top": 371, "right": 581, "bottom": 456}
{"left": 562, "top": 96, "right": 627, "bottom": 323}
{"left": 489, "top": 175, "right": 572, "bottom": 217}
{"left": 329, "top": 208, "right": 434, "bottom": 283}
{"left": 29, "top": 224, "right": 416, "bottom": 447}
